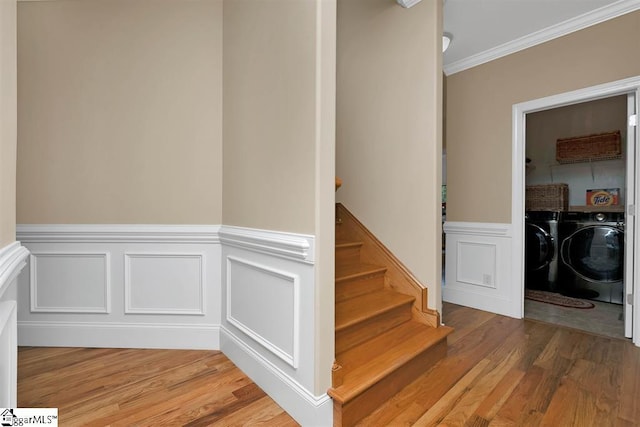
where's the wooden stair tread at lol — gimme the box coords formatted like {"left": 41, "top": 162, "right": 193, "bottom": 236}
{"left": 335, "top": 290, "right": 413, "bottom": 332}
{"left": 329, "top": 321, "right": 453, "bottom": 403}
{"left": 335, "top": 263, "right": 386, "bottom": 282}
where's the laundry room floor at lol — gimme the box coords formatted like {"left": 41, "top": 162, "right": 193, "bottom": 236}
{"left": 525, "top": 297, "right": 626, "bottom": 340}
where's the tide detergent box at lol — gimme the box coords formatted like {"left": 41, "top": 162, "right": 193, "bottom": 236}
{"left": 586, "top": 188, "right": 619, "bottom": 206}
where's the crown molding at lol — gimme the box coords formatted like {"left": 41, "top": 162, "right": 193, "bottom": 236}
{"left": 444, "top": 0, "right": 640, "bottom": 76}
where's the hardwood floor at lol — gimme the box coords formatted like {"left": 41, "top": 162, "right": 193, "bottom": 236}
{"left": 18, "top": 303, "right": 640, "bottom": 426}
{"left": 18, "top": 347, "right": 299, "bottom": 426}
{"left": 356, "top": 302, "right": 640, "bottom": 426}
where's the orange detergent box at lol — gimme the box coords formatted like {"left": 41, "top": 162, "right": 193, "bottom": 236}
{"left": 586, "top": 188, "right": 619, "bottom": 206}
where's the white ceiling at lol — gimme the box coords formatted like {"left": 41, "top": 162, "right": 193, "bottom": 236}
{"left": 443, "top": 0, "right": 640, "bottom": 75}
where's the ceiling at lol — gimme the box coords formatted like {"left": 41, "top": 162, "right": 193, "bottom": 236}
{"left": 442, "top": 0, "right": 640, "bottom": 75}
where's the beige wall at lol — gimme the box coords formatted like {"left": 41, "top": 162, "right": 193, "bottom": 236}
{"left": 222, "top": 0, "right": 335, "bottom": 394}
{"left": 336, "top": 0, "right": 443, "bottom": 309}
{"left": 222, "top": 0, "right": 317, "bottom": 234}
{"left": 17, "top": 0, "right": 223, "bottom": 224}
{"left": 0, "top": 0, "right": 16, "bottom": 247}
{"left": 446, "top": 10, "right": 640, "bottom": 223}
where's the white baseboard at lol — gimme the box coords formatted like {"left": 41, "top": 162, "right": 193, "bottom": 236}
{"left": 18, "top": 321, "right": 219, "bottom": 350}
{"left": 221, "top": 327, "right": 332, "bottom": 427}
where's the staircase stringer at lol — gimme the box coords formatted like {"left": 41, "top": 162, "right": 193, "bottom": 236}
{"left": 336, "top": 203, "right": 440, "bottom": 328}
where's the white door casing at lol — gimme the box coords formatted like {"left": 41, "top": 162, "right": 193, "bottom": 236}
{"left": 625, "top": 92, "right": 637, "bottom": 338}
{"left": 512, "top": 76, "right": 640, "bottom": 346}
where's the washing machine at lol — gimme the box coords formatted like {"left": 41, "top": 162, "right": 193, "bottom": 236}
{"left": 558, "top": 211, "right": 625, "bottom": 304}
{"left": 525, "top": 211, "right": 561, "bottom": 291}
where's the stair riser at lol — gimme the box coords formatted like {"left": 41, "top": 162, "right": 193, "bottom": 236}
{"left": 335, "top": 273, "right": 385, "bottom": 302}
{"left": 336, "top": 246, "right": 361, "bottom": 269}
{"left": 335, "top": 223, "right": 350, "bottom": 241}
{"left": 335, "top": 338, "right": 448, "bottom": 427}
{"left": 336, "top": 303, "right": 412, "bottom": 355}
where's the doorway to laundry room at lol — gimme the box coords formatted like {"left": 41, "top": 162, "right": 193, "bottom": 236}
{"left": 523, "top": 93, "right": 635, "bottom": 340}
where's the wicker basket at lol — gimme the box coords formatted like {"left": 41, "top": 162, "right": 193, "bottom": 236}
{"left": 556, "top": 131, "right": 622, "bottom": 164}
{"left": 526, "top": 184, "right": 569, "bottom": 211}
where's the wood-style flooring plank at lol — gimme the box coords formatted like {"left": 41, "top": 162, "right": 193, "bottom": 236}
{"left": 18, "top": 348, "right": 298, "bottom": 427}
{"left": 19, "top": 302, "right": 640, "bottom": 427}
{"left": 358, "top": 302, "right": 640, "bottom": 427}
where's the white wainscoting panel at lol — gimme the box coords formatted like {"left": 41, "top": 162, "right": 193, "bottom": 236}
{"left": 17, "top": 225, "right": 221, "bottom": 350}
{"left": 226, "top": 256, "right": 299, "bottom": 368}
{"left": 125, "top": 253, "right": 204, "bottom": 315}
{"left": 219, "top": 225, "right": 331, "bottom": 427}
{"left": 30, "top": 252, "right": 110, "bottom": 313}
{"left": 443, "top": 221, "right": 519, "bottom": 318}
{"left": 456, "top": 241, "right": 497, "bottom": 289}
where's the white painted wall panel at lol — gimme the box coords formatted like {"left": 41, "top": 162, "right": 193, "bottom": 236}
{"left": 17, "top": 225, "right": 220, "bottom": 350}
{"left": 443, "top": 222, "right": 518, "bottom": 318}
{"left": 226, "top": 256, "right": 298, "bottom": 368}
{"left": 0, "top": 241, "right": 27, "bottom": 408}
{"left": 219, "top": 225, "right": 330, "bottom": 426}
{"left": 456, "top": 241, "right": 497, "bottom": 289}
{"left": 125, "top": 253, "right": 204, "bottom": 315}
{"left": 0, "top": 301, "right": 17, "bottom": 407}
{"left": 31, "top": 253, "right": 110, "bottom": 313}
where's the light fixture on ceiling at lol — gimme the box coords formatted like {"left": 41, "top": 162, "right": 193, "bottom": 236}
{"left": 443, "top": 32, "right": 453, "bottom": 52}
{"left": 396, "top": 0, "right": 422, "bottom": 8}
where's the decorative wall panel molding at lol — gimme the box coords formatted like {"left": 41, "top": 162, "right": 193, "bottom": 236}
{"left": 443, "top": 221, "right": 511, "bottom": 237}
{"left": 0, "top": 242, "right": 29, "bottom": 300}
{"left": 0, "top": 241, "right": 27, "bottom": 408}
{"left": 125, "top": 253, "right": 205, "bottom": 315}
{"left": 443, "top": 221, "right": 518, "bottom": 318}
{"left": 17, "top": 224, "right": 220, "bottom": 350}
{"left": 219, "top": 225, "right": 327, "bottom": 426}
{"left": 17, "top": 224, "right": 221, "bottom": 244}
{"left": 455, "top": 241, "right": 497, "bottom": 289}
{"left": 226, "top": 256, "right": 299, "bottom": 368}
{"left": 16, "top": 224, "right": 328, "bottom": 425}
{"left": 219, "top": 225, "right": 314, "bottom": 263}
{"left": 30, "top": 252, "right": 111, "bottom": 313}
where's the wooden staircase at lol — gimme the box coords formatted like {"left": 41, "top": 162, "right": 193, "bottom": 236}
{"left": 328, "top": 204, "right": 453, "bottom": 426}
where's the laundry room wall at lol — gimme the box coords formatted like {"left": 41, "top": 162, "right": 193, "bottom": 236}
{"left": 525, "top": 95, "right": 628, "bottom": 207}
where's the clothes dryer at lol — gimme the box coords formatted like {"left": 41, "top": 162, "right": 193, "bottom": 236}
{"left": 525, "top": 211, "right": 561, "bottom": 291}
{"left": 559, "top": 211, "right": 625, "bottom": 304}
